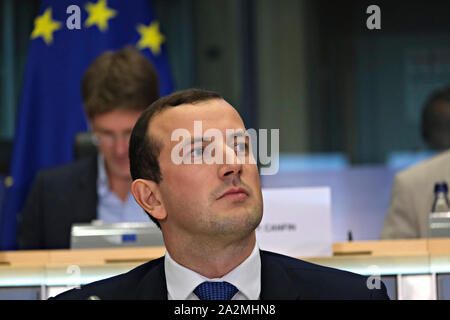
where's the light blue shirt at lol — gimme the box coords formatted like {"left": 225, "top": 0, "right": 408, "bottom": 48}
{"left": 97, "top": 154, "right": 150, "bottom": 224}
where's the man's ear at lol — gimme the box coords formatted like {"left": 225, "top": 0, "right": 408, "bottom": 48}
{"left": 131, "top": 179, "right": 167, "bottom": 221}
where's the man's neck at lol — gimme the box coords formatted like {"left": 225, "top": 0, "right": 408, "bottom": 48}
{"left": 104, "top": 167, "right": 132, "bottom": 203}
{"left": 165, "top": 233, "right": 256, "bottom": 279}
{"left": 109, "top": 175, "right": 131, "bottom": 202}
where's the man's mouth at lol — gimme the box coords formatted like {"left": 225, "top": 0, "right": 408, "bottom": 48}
{"left": 217, "top": 187, "right": 249, "bottom": 201}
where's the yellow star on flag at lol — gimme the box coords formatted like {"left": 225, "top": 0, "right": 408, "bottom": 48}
{"left": 136, "top": 21, "right": 165, "bottom": 56}
{"left": 84, "top": 0, "right": 117, "bottom": 32}
{"left": 30, "top": 8, "right": 62, "bottom": 45}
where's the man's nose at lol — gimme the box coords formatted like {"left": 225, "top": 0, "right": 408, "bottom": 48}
{"left": 114, "top": 136, "right": 129, "bottom": 155}
{"left": 218, "top": 144, "right": 243, "bottom": 179}
{"left": 219, "top": 163, "right": 242, "bottom": 179}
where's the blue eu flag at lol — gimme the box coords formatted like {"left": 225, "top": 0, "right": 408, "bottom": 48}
{"left": 0, "top": 0, "right": 173, "bottom": 250}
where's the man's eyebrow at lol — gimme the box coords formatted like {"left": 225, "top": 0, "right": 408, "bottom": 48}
{"left": 226, "top": 130, "right": 248, "bottom": 140}
{"left": 182, "top": 136, "right": 206, "bottom": 147}
{"left": 178, "top": 130, "right": 248, "bottom": 147}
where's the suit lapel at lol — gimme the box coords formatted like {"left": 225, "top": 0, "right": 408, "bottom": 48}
{"left": 259, "top": 250, "right": 301, "bottom": 300}
{"left": 135, "top": 257, "right": 168, "bottom": 300}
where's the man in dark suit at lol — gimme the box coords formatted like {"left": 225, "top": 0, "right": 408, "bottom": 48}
{"left": 54, "top": 89, "right": 389, "bottom": 300}
{"left": 17, "top": 47, "right": 160, "bottom": 249}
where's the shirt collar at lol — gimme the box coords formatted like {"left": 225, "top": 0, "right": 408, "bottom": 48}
{"left": 97, "top": 153, "right": 109, "bottom": 197}
{"left": 164, "top": 242, "right": 261, "bottom": 300}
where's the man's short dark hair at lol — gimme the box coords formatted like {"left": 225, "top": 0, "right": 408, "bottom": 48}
{"left": 421, "top": 86, "right": 450, "bottom": 148}
{"left": 81, "top": 46, "right": 160, "bottom": 119}
{"left": 129, "top": 88, "right": 223, "bottom": 226}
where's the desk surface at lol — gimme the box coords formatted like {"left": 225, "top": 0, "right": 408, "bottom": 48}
{"left": 1, "top": 239, "right": 450, "bottom": 287}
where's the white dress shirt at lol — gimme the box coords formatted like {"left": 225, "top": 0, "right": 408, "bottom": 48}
{"left": 164, "top": 242, "right": 261, "bottom": 300}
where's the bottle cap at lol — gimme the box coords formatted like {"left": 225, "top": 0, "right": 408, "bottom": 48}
{"left": 435, "top": 182, "right": 449, "bottom": 194}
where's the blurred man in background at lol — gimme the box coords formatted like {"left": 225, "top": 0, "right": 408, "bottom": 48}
{"left": 381, "top": 86, "right": 450, "bottom": 239}
{"left": 17, "top": 47, "right": 160, "bottom": 249}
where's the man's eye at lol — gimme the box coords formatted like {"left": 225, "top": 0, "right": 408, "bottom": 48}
{"left": 191, "top": 147, "right": 203, "bottom": 157}
{"left": 235, "top": 142, "right": 247, "bottom": 152}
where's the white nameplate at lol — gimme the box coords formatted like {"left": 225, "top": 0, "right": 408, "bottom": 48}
{"left": 256, "top": 187, "right": 332, "bottom": 258}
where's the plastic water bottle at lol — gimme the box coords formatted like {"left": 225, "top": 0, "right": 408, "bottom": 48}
{"left": 432, "top": 183, "right": 450, "bottom": 213}
{"left": 428, "top": 182, "right": 450, "bottom": 238}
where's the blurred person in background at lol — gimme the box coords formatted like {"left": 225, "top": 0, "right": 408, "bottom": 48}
{"left": 381, "top": 86, "right": 450, "bottom": 239}
{"left": 17, "top": 47, "right": 160, "bottom": 249}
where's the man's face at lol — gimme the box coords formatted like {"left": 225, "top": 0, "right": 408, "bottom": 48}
{"left": 91, "top": 109, "right": 142, "bottom": 179}
{"left": 150, "top": 99, "right": 263, "bottom": 242}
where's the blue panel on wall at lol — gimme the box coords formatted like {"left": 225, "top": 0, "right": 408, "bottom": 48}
{"left": 437, "top": 274, "right": 450, "bottom": 300}
{"left": 381, "top": 275, "right": 397, "bottom": 300}
{"left": 278, "top": 153, "right": 350, "bottom": 172}
{"left": 0, "top": 287, "right": 40, "bottom": 300}
{"left": 386, "top": 150, "right": 437, "bottom": 170}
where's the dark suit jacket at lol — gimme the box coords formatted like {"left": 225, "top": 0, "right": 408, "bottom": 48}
{"left": 17, "top": 155, "right": 98, "bottom": 250}
{"left": 51, "top": 250, "right": 389, "bottom": 300}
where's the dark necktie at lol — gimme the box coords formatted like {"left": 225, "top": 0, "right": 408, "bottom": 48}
{"left": 193, "top": 281, "right": 238, "bottom": 300}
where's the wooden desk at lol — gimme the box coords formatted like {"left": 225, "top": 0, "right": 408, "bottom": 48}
{"left": 0, "top": 246, "right": 166, "bottom": 267}
{"left": 1, "top": 239, "right": 450, "bottom": 299}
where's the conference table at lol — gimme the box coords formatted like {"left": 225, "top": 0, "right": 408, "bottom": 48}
{"left": 1, "top": 238, "right": 450, "bottom": 300}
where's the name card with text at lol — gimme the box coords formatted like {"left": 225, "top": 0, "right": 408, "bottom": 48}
{"left": 256, "top": 187, "right": 332, "bottom": 258}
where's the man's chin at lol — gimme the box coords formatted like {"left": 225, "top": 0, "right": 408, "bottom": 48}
{"left": 212, "top": 205, "right": 262, "bottom": 233}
